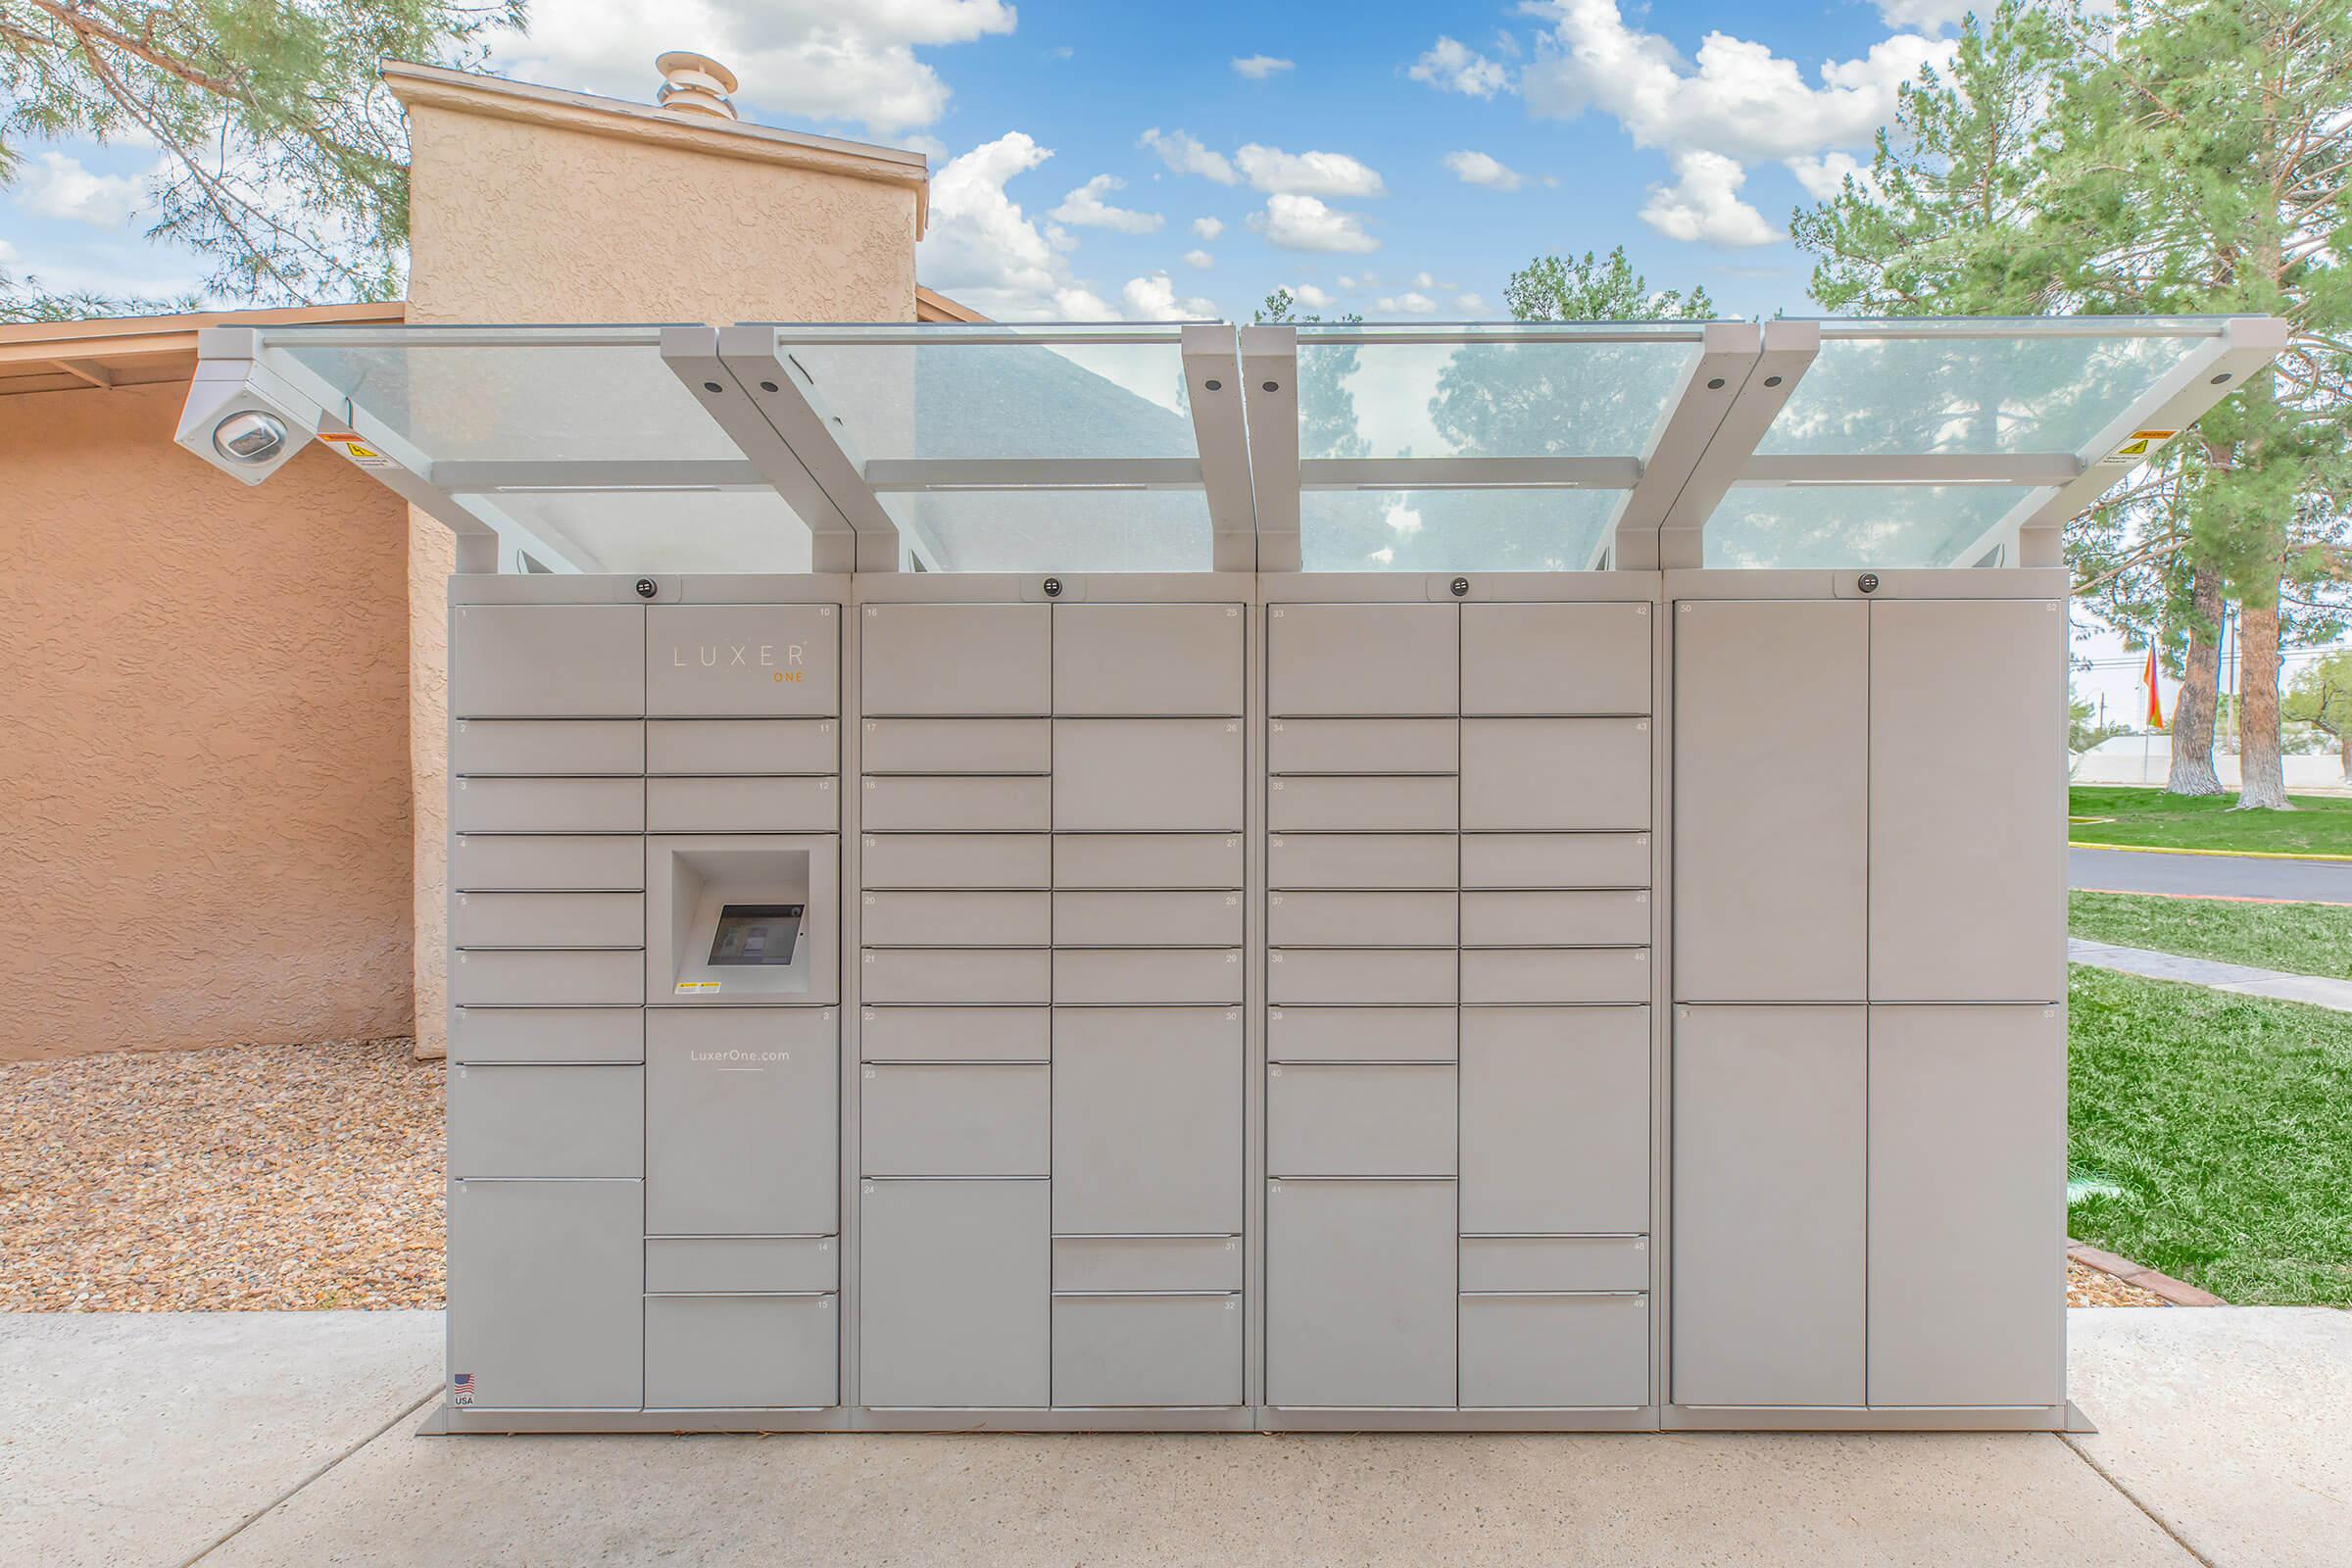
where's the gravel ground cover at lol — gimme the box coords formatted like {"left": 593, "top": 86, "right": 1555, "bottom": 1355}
{"left": 1, "top": 1039, "right": 444, "bottom": 1311}
{"left": 2069, "top": 1259, "right": 2167, "bottom": 1307}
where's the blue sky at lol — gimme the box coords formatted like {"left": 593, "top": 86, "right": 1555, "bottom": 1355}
{"left": 2, "top": 0, "right": 1975, "bottom": 321}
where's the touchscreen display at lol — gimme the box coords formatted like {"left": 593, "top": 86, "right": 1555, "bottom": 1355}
{"left": 708, "top": 904, "right": 804, "bottom": 966}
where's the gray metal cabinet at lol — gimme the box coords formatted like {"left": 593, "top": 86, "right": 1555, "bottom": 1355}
{"left": 1460, "top": 833, "right": 1650, "bottom": 890}
{"left": 1053, "top": 948, "right": 1242, "bottom": 1005}
{"left": 451, "top": 1006, "right": 643, "bottom": 1065}
{"left": 1460, "top": 1236, "right": 1647, "bottom": 1293}
{"left": 861, "top": 775, "right": 1048, "bottom": 833}
{"left": 1054, "top": 603, "right": 1245, "bottom": 715}
{"left": 860, "top": 947, "right": 1050, "bottom": 1004}
{"left": 1460, "top": 949, "right": 1649, "bottom": 1005}
{"left": 1869, "top": 601, "right": 2066, "bottom": 1003}
{"left": 1053, "top": 720, "right": 1245, "bottom": 832}
{"left": 451, "top": 605, "right": 644, "bottom": 719}
{"left": 1266, "top": 1178, "right": 1455, "bottom": 1407}
{"left": 1461, "top": 1007, "right": 1649, "bottom": 1234}
{"left": 861, "top": 1062, "right": 1050, "bottom": 1176}
{"left": 859, "top": 834, "right": 1050, "bottom": 890}
{"left": 1868, "top": 1004, "right": 2064, "bottom": 1407}
{"left": 452, "top": 949, "right": 643, "bottom": 1008}
{"left": 1268, "top": 604, "right": 1458, "bottom": 716}
{"left": 646, "top": 718, "right": 837, "bottom": 776}
{"left": 1270, "top": 718, "right": 1457, "bottom": 775}
{"left": 646, "top": 605, "right": 838, "bottom": 717}
{"left": 1459, "top": 1294, "right": 1647, "bottom": 1408}
{"left": 646, "top": 1236, "right": 836, "bottom": 1294}
{"left": 1459, "top": 719, "right": 1649, "bottom": 832}
{"left": 453, "top": 776, "right": 644, "bottom": 835}
{"left": 860, "top": 603, "right": 1050, "bottom": 716}
{"left": 1268, "top": 1063, "right": 1456, "bottom": 1177}
{"left": 645, "top": 1296, "right": 836, "bottom": 1410}
{"left": 1268, "top": 834, "right": 1455, "bottom": 890}
{"left": 858, "top": 1005, "right": 1050, "bottom": 1063}
{"left": 1052, "top": 1007, "right": 1243, "bottom": 1235}
{"left": 446, "top": 1178, "right": 642, "bottom": 1409}
{"left": 1267, "top": 1005, "right": 1455, "bottom": 1063}
{"left": 447, "top": 1064, "right": 643, "bottom": 1179}
{"left": 646, "top": 1009, "right": 837, "bottom": 1236}
{"left": 1673, "top": 1004, "right": 1866, "bottom": 1407}
{"left": 1461, "top": 602, "right": 1652, "bottom": 716}
{"left": 1269, "top": 775, "right": 1457, "bottom": 833}
{"left": 1053, "top": 890, "right": 1243, "bottom": 947}
{"left": 861, "top": 890, "right": 1051, "bottom": 948}
{"left": 859, "top": 1178, "right": 1049, "bottom": 1407}
{"left": 1268, "top": 891, "right": 1456, "bottom": 948}
{"left": 1053, "top": 1295, "right": 1243, "bottom": 1407}
{"left": 1054, "top": 834, "right": 1245, "bottom": 890}
{"left": 1054, "top": 1236, "right": 1243, "bottom": 1293}
{"left": 859, "top": 718, "right": 1049, "bottom": 775}
{"left": 453, "top": 834, "right": 644, "bottom": 893}
{"left": 1268, "top": 948, "right": 1456, "bottom": 1006}
{"left": 1460, "top": 891, "right": 1646, "bottom": 948}
{"left": 453, "top": 892, "right": 645, "bottom": 951}
{"left": 1674, "top": 601, "right": 1868, "bottom": 1002}
{"left": 455, "top": 719, "right": 644, "bottom": 777}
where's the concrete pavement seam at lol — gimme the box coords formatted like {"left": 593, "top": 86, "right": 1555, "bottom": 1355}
{"left": 177, "top": 1382, "right": 441, "bottom": 1567}
{"left": 2059, "top": 1433, "right": 2218, "bottom": 1568}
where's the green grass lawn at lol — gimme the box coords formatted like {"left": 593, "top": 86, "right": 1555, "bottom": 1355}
{"left": 2068, "top": 964, "right": 2352, "bottom": 1306}
{"left": 2069, "top": 891, "right": 2352, "bottom": 980}
{"left": 2070, "top": 784, "right": 2352, "bottom": 857}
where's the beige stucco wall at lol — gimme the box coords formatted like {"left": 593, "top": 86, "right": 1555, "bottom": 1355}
{"left": 0, "top": 383, "right": 415, "bottom": 1059}
{"left": 400, "top": 91, "right": 920, "bottom": 1056}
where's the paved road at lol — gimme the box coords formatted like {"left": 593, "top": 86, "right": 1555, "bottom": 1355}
{"left": 2071, "top": 846, "right": 2352, "bottom": 904}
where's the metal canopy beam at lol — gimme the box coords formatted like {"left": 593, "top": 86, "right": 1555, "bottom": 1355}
{"left": 1739, "top": 452, "right": 2084, "bottom": 487}
{"left": 713, "top": 324, "right": 904, "bottom": 573}
{"left": 862, "top": 458, "right": 1204, "bottom": 490}
{"left": 1182, "top": 323, "right": 1254, "bottom": 572}
{"left": 1653, "top": 319, "right": 1822, "bottom": 571}
{"left": 1599, "top": 321, "right": 1765, "bottom": 570}
{"left": 432, "top": 457, "right": 768, "bottom": 490}
{"left": 1305, "top": 457, "right": 1642, "bottom": 490}
{"left": 1240, "top": 324, "right": 1300, "bottom": 572}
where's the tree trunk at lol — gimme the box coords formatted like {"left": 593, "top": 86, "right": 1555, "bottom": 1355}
{"left": 2340, "top": 730, "right": 2351, "bottom": 785}
{"left": 2166, "top": 566, "right": 2225, "bottom": 796}
{"left": 2235, "top": 597, "right": 2289, "bottom": 809}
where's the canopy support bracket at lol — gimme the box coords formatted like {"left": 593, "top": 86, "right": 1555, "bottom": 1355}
{"left": 1240, "top": 325, "right": 1300, "bottom": 572}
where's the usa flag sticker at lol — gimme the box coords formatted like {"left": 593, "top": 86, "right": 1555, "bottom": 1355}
{"left": 452, "top": 1372, "right": 475, "bottom": 1408}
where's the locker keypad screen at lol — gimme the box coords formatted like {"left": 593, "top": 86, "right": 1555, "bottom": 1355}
{"left": 709, "top": 905, "right": 804, "bottom": 966}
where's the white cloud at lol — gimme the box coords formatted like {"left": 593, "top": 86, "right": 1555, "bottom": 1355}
{"left": 491, "top": 0, "right": 1016, "bottom": 137}
{"left": 1235, "top": 144, "right": 1386, "bottom": 198}
{"left": 1139, "top": 127, "right": 1238, "bottom": 184}
{"left": 1786, "top": 151, "right": 1876, "bottom": 202}
{"left": 1336, "top": 273, "right": 1375, "bottom": 289}
{"left": 1444, "top": 150, "right": 1524, "bottom": 190}
{"left": 1121, "top": 272, "right": 1218, "bottom": 320}
{"left": 1287, "top": 282, "right": 1338, "bottom": 310}
{"left": 917, "top": 132, "right": 1117, "bottom": 319}
{"left": 1456, "top": 291, "right": 1490, "bottom": 313}
{"left": 18, "top": 151, "right": 148, "bottom": 227}
{"left": 1050, "top": 173, "right": 1164, "bottom": 233}
{"left": 0, "top": 237, "right": 15, "bottom": 264}
{"left": 1874, "top": 0, "right": 1974, "bottom": 32}
{"left": 1384, "top": 497, "right": 1425, "bottom": 536}
{"left": 1182, "top": 248, "right": 1214, "bottom": 269}
{"left": 1410, "top": 35, "right": 1512, "bottom": 98}
{"left": 1377, "top": 290, "right": 1439, "bottom": 314}
{"left": 1250, "top": 193, "right": 1379, "bottom": 253}
{"left": 1232, "top": 54, "right": 1295, "bottom": 78}
{"left": 1638, "top": 150, "right": 1780, "bottom": 247}
{"left": 1191, "top": 217, "right": 1224, "bottom": 241}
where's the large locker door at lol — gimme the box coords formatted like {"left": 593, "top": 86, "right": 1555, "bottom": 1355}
{"left": 859, "top": 1179, "right": 1049, "bottom": 1407}
{"left": 1673, "top": 601, "right": 1867, "bottom": 1002}
{"left": 1869, "top": 600, "right": 2066, "bottom": 1003}
{"left": 1868, "top": 1004, "right": 2065, "bottom": 1407}
{"left": 446, "top": 1179, "right": 643, "bottom": 1410}
{"left": 1266, "top": 1178, "right": 1455, "bottom": 1407}
{"left": 1672, "top": 1004, "right": 1865, "bottom": 1406}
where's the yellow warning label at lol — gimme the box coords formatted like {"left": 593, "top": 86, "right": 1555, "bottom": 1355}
{"left": 675, "top": 980, "right": 721, "bottom": 993}
{"left": 318, "top": 432, "right": 392, "bottom": 467}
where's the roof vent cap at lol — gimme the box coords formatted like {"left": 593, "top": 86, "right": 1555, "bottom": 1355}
{"left": 655, "top": 51, "right": 739, "bottom": 121}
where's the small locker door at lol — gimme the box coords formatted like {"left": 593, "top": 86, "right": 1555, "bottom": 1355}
{"left": 1460, "top": 602, "right": 1651, "bottom": 716}
{"left": 1266, "top": 1177, "right": 1455, "bottom": 1407}
{"left": 446, "top": 1179, "right": 642, "bottom": 1410}
{"left": 645, "top": 1008, "right": 838, "bottom": 1236}
{"left": 645, "top": 605, "right": 839, "bottom": 717}
{"left": 859, "top": 1178, "right": 1049, "bottom": 1407}
{"left": 451, "top": 605, "right": 644, "bottom": 718}
{"left": 1673, "top": 1004, "right": 1865, "bottom": 1407}
{"left": 861, "top": 604, "right": 1051, "bottom": 716}
{"left": 1267, "top": 604, "right": 1457, "bottom": 716}
{"left": 1054, "top": 603, "right": 1245, "bottom": 715}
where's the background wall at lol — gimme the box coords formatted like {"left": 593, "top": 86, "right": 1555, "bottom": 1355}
{"left": 0, "top": 383, "right": 415, "bottom": 1059}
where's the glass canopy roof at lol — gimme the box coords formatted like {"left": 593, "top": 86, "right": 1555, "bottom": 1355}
{"left": 191, "top": 314, "right": 2280, "bottom": 576}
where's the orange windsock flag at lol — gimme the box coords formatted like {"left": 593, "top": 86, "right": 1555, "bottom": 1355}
{"left": 2144, "top": 646, "right": 2165, "bottom": 729}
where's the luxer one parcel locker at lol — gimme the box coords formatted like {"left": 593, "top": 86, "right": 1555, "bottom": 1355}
{"left": 178, "top": 312, "right": 2287, "bottom": 1434}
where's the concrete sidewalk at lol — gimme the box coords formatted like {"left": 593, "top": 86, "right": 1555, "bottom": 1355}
{"left": 6, "top": 1309, "right": 2347, "bottom": 1567}
{"left": 2070, "top": 935, "right": 2352, "bottom": 1011}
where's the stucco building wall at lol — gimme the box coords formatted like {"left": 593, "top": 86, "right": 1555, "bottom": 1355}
{"left": 0, "top": 383, "right": 415, "bottom": 1059}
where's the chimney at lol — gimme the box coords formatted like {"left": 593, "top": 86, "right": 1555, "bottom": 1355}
{"left": 655, "top": 51, "right": 739, "bottom": 121}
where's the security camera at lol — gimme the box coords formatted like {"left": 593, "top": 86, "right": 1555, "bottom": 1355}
{"left": 173, "top": 346, "right": 325, "bottom": 486}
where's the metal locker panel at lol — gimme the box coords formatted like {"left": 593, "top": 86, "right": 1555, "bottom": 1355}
{"left": 1053, "top": 1295, "right": 1243, "bottom": 1407}
{"left": 1268, "top": 775, "right": 1458, "bottom": 833}
{"left": 1459, "top": 1236, "right": 1648, "bottom": 1294}
{"left": 645, "top": 1295, "right": 836, "bottom": 1409}
{"left": 1460, "top": 949, "right": 1649, "bottom": 1005}
{"left": 1054, "top": 1236, "right": 1244, "bottom": 1294}
{"left": 647, "top": 605, "right": 839, "bottom": 717}
{"left": 454, "top": 719, "right": 644, "bottom": 778}
{"left": 1269, "top": 718, "right": 1458, "bottom": 776}
{"left": 1460, "top": 1006, "right": 1650, "bottom": 1234}
{"left": 453, "top": 834, "right": 644, "bottom": 893}
{"left": 1267, "top": 891, "right": 1457, "bottom": 948}
{"left": 1267, "top": 948, "right": 1457, "bottom": 1006}
{"left": 1265, "top": 1177, "right": 1455, "bottom": 1407}
{"left": 1459, "top": 1294, "right": 1648, "bottom": 1408}
{"left": 1673, "top": 1004, "right": 1866, "bottom": 1407}
{"left": 647, "top": 776, "right": 837, "bottom": 834}
{"left": 861, "top": 603, "right": 1051, "bottom": 717}
{"left": 646, "top": 719, "right": 837, "bottom": 776}
{"left": 859, "top": 948, "right": 1051, "bottom": 1005}
{"left": 1268, "top": 833, "right": 1455, "bottom": 890}
{"left": 451, "top": 1006, "right": 644, "bottom": 1065}
{"left": 453, "top": 892, "right": 645, "bottom": 951}
{"left": 646, "top": 1008, "right": 837, "bottom": 1236}
{"left": 859, "top": 834, "right": 1051, "bottom": 890}
{"left": 1051, "top": 890, "right": 1243, "bottom": 947}
{"left": 1460, "top": 602, "right": 1652, "bottom": 717}
{"left": 448, "top": 1063, "right": 644, "bottom": 1180}
{"left": 861, "top": 775, "right": 1050, "bottom": 833}
{"left": 1267, "top": 1063, "right": 1457, "bottom": 1177}
{"left": 446, "top": 1178, "right": 642, "bottom": 1409}
{"left": 1267, "top": 1005, "right": 1455, "bottom": 1063}
{"left": 1054, "top": 720, "right": 1245, "bottom": 833}
{"left": 1052, "top": 834, "right": 1245, "bottom": 889}
{"left": 1053, "top": 948, "right": 1243, "bottom": 1005}
{"left": 861, "top": 1062, "right": 1050, "bottom": 1176}
{"left": 1460, "top": 891, "right": 1648, "bottom": 948}
{"left": 860, "top": 890, "right": 1052, "bottom": 948}
{"left": 452, "top": 949, "right": 644, "bottom": 1007}
{"left": 452, "top": 776, "right": 644, "bottom": 835}
{"left": 1869, "top": 601, "right": 2066, "bottom": 1003}
{"left": 1054, "top": 603, "right": 1246, "bottom": 716}
{"left": 1458, "top": 719, "right": 1649, "bottom": 832}
{"left": 1675, "top": 600, "right": 1868, "bottom": 1002}
{"left": 1460, "top": 833, "right": 1651, "bottom": 890}
{"left": 452, "top": 605, "right": 644, "bottom": 719}
{"left": 646, "top": 1236, "right": 837, "bottom": 1294}
{"left": 1868, "top": 1004, "right": 2064, "bottom": 1407}
{"left": 860, "top": 717, "right": 1051, "bottom": 775}
{"left": 858, "top": 1178, "right": 1049, "bottom": 1407}
{"left": 1052, "top": 1007, "right": 1244, "bottom": 1235}
{"left": 858, "top": 1005, "right": 1050, "bottom": 1062}
{"left": 1268, "top": 604, "right": 1457, "bottom": 716}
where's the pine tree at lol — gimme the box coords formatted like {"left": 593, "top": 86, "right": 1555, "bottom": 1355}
{"left": 1503, "top": 246, "right": 1714, "bottom": 321}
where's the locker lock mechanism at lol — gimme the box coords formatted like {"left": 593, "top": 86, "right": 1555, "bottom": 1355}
{"left": 634, "top": 577, "right": 659, "bottom": 600}
{"left": 1449, "top": 576, "right": 1471, "bottom": 598}
{"left": 1041, "top": 576, "right": 1064, "bottom": 599}
{"left": 1855, "top": 572, "right": 1881, "bottom": 595}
